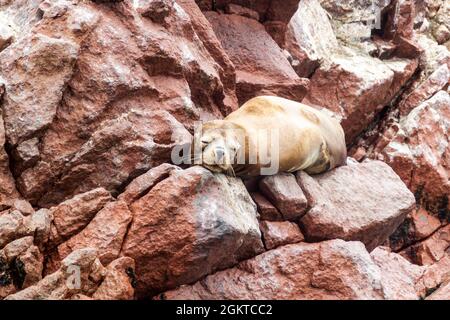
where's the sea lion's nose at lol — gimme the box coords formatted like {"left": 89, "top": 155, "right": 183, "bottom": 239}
{"left": 215, "top": 147, "right": 225, "bottom": 161}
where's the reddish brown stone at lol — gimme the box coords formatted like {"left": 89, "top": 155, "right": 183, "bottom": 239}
{"left": 57, "top": 201, "right": 133, "bottom": 266}
{"left": 122, "top": 166, "right": 263, "bottom": 298}
{"left": 161, "top": 240, "right": 385, "bottom": 300}
{"left": 259, "top": 173, "right": 308, "bottom": 221}
{"left": 205, "top": 12, "right": 309, "bottom": 105}
{"left": 259, "top": 221, "right": 304, "bottom": 250}
{"left": 92, "top": 257, "right": 135, "bottom": 300}
{"left": 298, "top": 160, "right": 415, "bottom": 251}
{"left": 402, "top": 225, "right": 450, "bottom": 266}
{"left": 370, "top": 247, "right": 424, "bottom": 300}
{"left": 249, "top": 192, "right": 283, "bottom": 221}
{"left": 118, "top": 164, "right": 180, "bottom": 205}
{"left": 381, "top": 91, "right": 450, "bottom": 214}
{"left": 48, "top": 188, "right": 113, "bottom": 248}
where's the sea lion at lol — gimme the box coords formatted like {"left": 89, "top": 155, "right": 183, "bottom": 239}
{"left": 192, "top": 96, "right": 347, "bottom": 176}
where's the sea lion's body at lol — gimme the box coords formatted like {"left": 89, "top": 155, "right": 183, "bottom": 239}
{"left": 196, "top": 96, "right": 347, "bottom": 176}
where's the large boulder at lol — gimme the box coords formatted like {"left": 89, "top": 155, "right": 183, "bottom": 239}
{"left": 380, "top": 91, "right": 450, "bottom": 215}
{"left": 1, "top": 0, "right": 238, "bottom": 208}
{"left": 205, "top": 11, "right": 309, "bottom": 105}
{"left": 297, "top": 159, "right": 415, "bottom": 251}
{"left": 259, "top": 173, "right": 308, "bottom": 220}
{"left": 161, "top": 240, "right": 385, "bottom": 300}
{"left": 121, "top": 166, "right": 264, "bottom": 298}
{"left": 284, "top": 0, "right": 339, "bottom": 77}
{"left": 305, "top": 54, "right": 417, "bottom": 143}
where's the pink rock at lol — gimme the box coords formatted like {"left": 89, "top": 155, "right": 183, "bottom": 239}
{"left": 417, "top": 255, "right": 450, "bottom": 297}
{"left": 224, "top": 4, "right": 259, "bottom": 20}
{"left": 399, "top": 64, "right": 450, "bottom": 116}
{"left": 205, "top": 12, "right": 309, "bottom": 105}
{"left": 118, "top": 164, "right": 180, "bottom": 205}
{"left": 259, "top": 173, "right": 308, "bottom": 221}
{"left": 259, "top": 221, "right": 304, "bottom": 250}
{"left": 306, "top": 54, "right": 414, "bottom": 143}
{"left": 249, "top": 192, "right": 283, "bottom": 221}
{"left": 426, "top": 281, "right": 450, "bottom": 300}
{"left": 284, "top": 0, "right": 339, "bottom": 77}
{"left": 5, "top": 248, "right": 102, "bottom": 300}
{"left": 388, "top": 208, "right": 442, "bottom": 251}
{"left": 402, "top": 225, "right": 450, "bottom": 266}
{"left": 122, "top": 166, "right": 263, "bottom": 298}
{"left": 297, "top": 160, "right": 415, "bottom": 251}
{"left": 48, "top": 188, "right": 113, "bottom": 248}
{"left": 370, "top": 247, "right": 424, "bottom": 300}
{"left": 161, "top": 240, "right": 385, "bottom": 300}
{"left": 57, "top": 201, "right": 133, "bottom": 266}
{"left": 381, "top": 91, "right": 450, "bottom": 215}
{"left": 92, "top": 257, "right": 135, "bottom": 300}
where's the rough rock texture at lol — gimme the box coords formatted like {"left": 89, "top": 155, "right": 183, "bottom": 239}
{"left": 122, "top": 166, "right": 264, "bottom": 297}
{"left": 284, "top": 0, "right": 339, "bottom": 77}
{"left": 259, "top": 173, "right": 308, "bottom": 220}
{"left": 380, "top": 91, "right": 450, "bottom": 214}
{"left": 161, "top": 240, "right": 386, "bottom": 300}
{"left": 297, "top": 160, "right": 415, "bottom": 251}
{"left": 259, "top": 220, "right": 304, "bottom": 250}
{"left": 1, "top": 0, "right": 449, "bottom": 300}
{"left": 205, "top": 11, "right": 309, "bottom": 105}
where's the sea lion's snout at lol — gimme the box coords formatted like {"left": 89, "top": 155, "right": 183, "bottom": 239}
{"left": 214, "top": 147, "right": 226, "bottom": 162}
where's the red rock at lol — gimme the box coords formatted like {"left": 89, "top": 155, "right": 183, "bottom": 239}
{"left": 17, "top": 245, "right": 44, "bottom": 289}
{"left": 0, "top": 112, "right": 20, "bottom": 211}
{"left": 5, "top": 248, "right": 103, "bottom": 300}
{"left": 0, "top": 236, "right": 43, "bottom": 294}
{"left": 5, "top": 0, "right": 234, "bottom": 208}
{"left": 0, "top": 210, "right": 30, "bottom": 249}
{"left": 205, "top": 12, "right": 309, "bottom": 105}
{"left": 417, "top": 255, "right": 450, "bottom": 297}
{"left": 370, "top": 247, "right": 424, "bottom": 300}
{"left": 118, "top": 164, "right": 180, "bottom": 205}
{"left": 399, "top": 64, "right": 450, "bottom": 116}
{"left": 297, "top": 160, "right": 415, "bottom": 251}
{"left": 57, "top": 201, "right": 133, "bottom": 266}
{"left": 122, "top": 166, "right": 264, "bottom": 297}
{"left": 284, "top": 0, "right": 339, "bottom": 77}
{"left": 426, "top": 281, "right": 450, "bottom": 300}
{"left": 388, "top": 208, "right": 442, "bottom": 251}
{"left": 259, "top": 173, "right": 308, "bottom": 221}
{"left": 0, "top": 33, "right": 79, "bottom": 146}
{"left": 384, "top": 0, "right": 415, "bottom": 40}
{"left": 92, "top": 257, "right": 135, "bottom": 300}
{"left": 305, "top": 54, "right": 417, "bottom": 143}
{"left": 224, "top": 4, "right": 259, "bottom": 20}
{"left": 249, "top": 192, "right": 283, "bottom": 221}
{"left": 381, "top": 91, "right": 450, "bottom": 214}
{"left": 161, "top": 240, "right": 385, "bottom": 300}
{"left": 48, "top": 188, "right": 113, "bottom": 248}
{"left": 178, "top": 0, "right": 239, "bottom": 114}
{"left": 402, "top": 225, "right": 450, "bottom": 265}
{"left": 21, "top": 110, "right": 191, "bottom": 207}
{"left": 259, "top": 221, "right": 304, "bottom": 250}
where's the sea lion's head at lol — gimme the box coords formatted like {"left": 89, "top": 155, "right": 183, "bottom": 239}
{"left": 193, "top": 120, "right": 244, "bottom": 174}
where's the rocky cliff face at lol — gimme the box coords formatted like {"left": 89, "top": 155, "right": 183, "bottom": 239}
{"left": 0, "top": 0, "right": 448, "bottom": 300}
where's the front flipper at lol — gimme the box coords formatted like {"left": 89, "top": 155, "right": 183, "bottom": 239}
{"left": 304, "top": 141, "right": 331, "bottom": 175}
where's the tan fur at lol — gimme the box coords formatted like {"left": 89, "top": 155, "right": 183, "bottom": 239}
{"left": 196, "top": 96, "right": 347, "bottom": 176}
